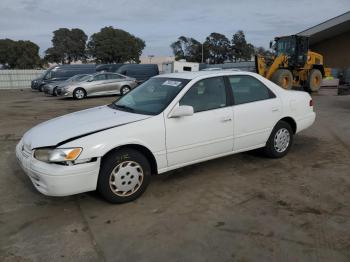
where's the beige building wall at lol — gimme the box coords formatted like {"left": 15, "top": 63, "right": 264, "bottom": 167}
{"left": 310, "top": 30, "right": 350, "bottom": 70}
{"left": 139, "top": 56, "right": 175, "bottom": 73}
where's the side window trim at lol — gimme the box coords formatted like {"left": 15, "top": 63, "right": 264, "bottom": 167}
{"left": 228, "top": 75, "right": 276, "bottom": 106}
{"left": 223, "top": 76, "right": 235, "bottom": 106}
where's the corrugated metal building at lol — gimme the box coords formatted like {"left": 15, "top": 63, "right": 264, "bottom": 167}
{"left": 297, "top": 11, "right": 350, "bottom": 70}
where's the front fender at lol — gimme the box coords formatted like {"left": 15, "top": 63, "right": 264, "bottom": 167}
{"left": 60, "top": 113, "right": 167, "bottom": 170}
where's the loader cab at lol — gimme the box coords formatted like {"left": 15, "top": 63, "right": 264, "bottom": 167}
{"left": 273, "top": 35, "right": 309, "bottom": 67}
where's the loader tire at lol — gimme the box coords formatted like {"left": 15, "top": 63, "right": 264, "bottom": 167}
{"left": 271, "top": 69, "right": 293, "bottom": 90}
{"left": 305, "top": 69, "right": 322, "bottom": 92}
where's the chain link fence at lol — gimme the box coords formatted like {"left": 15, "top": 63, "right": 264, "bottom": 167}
{"left": 0, "top": 70, "right": 46, "bottom": 89}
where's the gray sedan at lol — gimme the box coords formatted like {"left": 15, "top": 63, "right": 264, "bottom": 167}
{"left": 57, "top": 72, "right": 138, "bottom": 99}
{"left": 44, "top": 74, "right": 90, "bottom": 96}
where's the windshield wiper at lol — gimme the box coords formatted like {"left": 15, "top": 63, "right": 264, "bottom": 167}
{"left": 112, "top": 104, "right": 135, "bottom": 112}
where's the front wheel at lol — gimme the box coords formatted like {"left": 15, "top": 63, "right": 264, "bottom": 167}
{"left": 120, "top": 86, "right": 131, "bottom": 95}
{"left": 73, "top": 88, "right": 86, "bottom": 100}
{"left": 264, "top": 121, "right": 293, "bottom": 158}
{"left": 97, "top": 148, "right": 151, "bottom": 203}
{"left": 53, "top": 87, "right": 58, "bottom": 96}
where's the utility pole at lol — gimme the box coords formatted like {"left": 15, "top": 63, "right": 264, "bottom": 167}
{"left": 201, "top": 43, "right": 204, "bottom": 63}
{"left": 148, "top": 55, "right": 154, "bottom": 63}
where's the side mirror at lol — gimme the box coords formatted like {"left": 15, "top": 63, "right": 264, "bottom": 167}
{"left": 170, "top": 105, "right": 194, "bottom": 118}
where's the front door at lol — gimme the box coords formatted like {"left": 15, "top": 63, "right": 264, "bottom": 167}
{"left": 165, "top": 76, "right": 234, "bottom": 167}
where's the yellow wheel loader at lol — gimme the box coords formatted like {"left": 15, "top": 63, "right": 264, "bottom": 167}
{"left": 255, "top": 35, "right": 330, "bottom": 92}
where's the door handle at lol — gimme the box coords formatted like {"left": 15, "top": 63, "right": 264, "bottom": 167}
{"left": 271, "top": 107, "right": 279, "bottom": 112}
{"left": 221, "top": 116, "right": 232, "bottom": 122}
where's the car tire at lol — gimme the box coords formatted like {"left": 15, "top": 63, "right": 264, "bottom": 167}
{"left": 304, "top": 69, "right": 322, "bottom": 92}
{"left": 73, "top": 88, "right": 86, "bottom": 100}
{"left": 263, "top": 121, "right": 293, "bottom": 158}
{"left": 97, "top": 148, "right": 151, "bottom": 203}
{"left": 120, "top": 86, "right": 131, "bottom": 95}
{"left": 271, "top": 69, "right": 293, "bottom": 90}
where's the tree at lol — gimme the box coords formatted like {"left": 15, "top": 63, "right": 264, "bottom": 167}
{"left": 45, "top": 28, "right": 88, "bottom": 64}
{"left": 170, "top": 36, "right": 206, "bottom": 63}
{"left": 204, "top": 33, "right": 231, "bottom": 64}
{"left": 256, "top": 46, "right": 274, "bottom": 57}
{"left": 0, "top": 39, "right": 16, "bottom": 67}
{"left": 13, "top": 41, "right": 41, "bottom": 69}
{"left": 0, "top": 39, "right": 41, "bottom": 69}
{"left": 231, "top": 30, "right": 254, "bottom": 61}
{"left": 87, "top": 26, "right": 145, "bottom": 63}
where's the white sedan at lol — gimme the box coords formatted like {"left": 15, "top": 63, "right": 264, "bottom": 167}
{"left": 16, "top": 71, "right": 315, "bottom": 203}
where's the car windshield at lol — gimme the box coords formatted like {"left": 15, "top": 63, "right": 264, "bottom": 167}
{"left": 276, "top": 38, "right": 296, "bottom": 56}
{"left": 39, "top": 70, "right": 48, "bottom": 79}
{"left": 111, "top": 77, "right": 190, "bottom": 115}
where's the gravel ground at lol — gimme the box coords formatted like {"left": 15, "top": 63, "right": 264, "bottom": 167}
{"left": 0, "top": 88, "right": 349, "bottom": 262}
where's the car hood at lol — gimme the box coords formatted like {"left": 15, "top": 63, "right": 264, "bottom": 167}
{"left": 32, "top": 77, "right": 42, "bottom": 82}
{"left": 22, "top": 105, "right": 150, "bottom": 149}
{"left": 56, "top": 81, "right": 69, "bottom": 88}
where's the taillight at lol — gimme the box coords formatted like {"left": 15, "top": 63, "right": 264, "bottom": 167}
{"left": 309, "top": 99, "right": 313, "bottom": 107}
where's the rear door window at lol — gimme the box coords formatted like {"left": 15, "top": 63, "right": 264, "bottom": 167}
{"left": 107, "top": 74, "right": 123, "bottom": 79}
{"left": 94, "top": 74, "right": 107, "bottom": 81}
{"left": 227, "top": 75, "right": 275, "bottom": 105}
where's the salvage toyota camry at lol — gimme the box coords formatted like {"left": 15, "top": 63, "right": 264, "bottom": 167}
{"left": 16, "top": 71, "right": 315, "bottom": 203}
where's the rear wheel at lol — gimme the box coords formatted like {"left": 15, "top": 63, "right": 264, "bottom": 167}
{"left": 305, "top": 69, "right": 322, "bottom": 92}
{"left": 264, "top": 121, "right": 293, "bottom": 158}
{"left": 73, "top": 88, "right": 86, "bottom": 100}
{"left": 97, "top": 148, "right": 151, "bottom": 203}
{"left": 271, "top": 69, "right": 293, "bottom": 90}
{"left": 120, "top": 85, "right": 131, "bottom": 95}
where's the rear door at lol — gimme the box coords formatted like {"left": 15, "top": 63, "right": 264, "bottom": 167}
{"left": 105, "top": 73, "right": 124, "bottom": 93}
{"left": 227, "top": 75, "right": 282, "bottom": 151}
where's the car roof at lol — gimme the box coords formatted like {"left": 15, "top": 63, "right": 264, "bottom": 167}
{"left": 118, "top": 64, "right": 158, "bottom": 69}
{"left": 155, "top": 70, "right": 256, "bottom": 80}
{"left": 51, "top": 64, "right": 95, "bottom": 69}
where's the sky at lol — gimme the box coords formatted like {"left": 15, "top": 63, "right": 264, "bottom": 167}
{"left": 0, "top": 0, "right": 349, "bottom": 57}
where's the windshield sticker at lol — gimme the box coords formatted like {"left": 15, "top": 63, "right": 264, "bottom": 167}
{"left": 162, "top": 80, "right": 182, "bottom": 87}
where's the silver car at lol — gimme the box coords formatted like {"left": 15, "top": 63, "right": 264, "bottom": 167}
{"left": 57, "top": 72, "right": 138, "bottom": 99}
{"left": 44, "top": 74, "right": 90, "bottom": 96}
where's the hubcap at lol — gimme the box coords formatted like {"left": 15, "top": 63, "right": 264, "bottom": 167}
{"left": 109, "top": 161, "right": 144, "bottom": 197}
{"left": 274, "top": 128, "right": 290, "bottom": 153}
{"left": 75, "top": 89, "right": 85, "bottom": 99}
{"left": 122, "top": 87, "right": 130, "bottom": 94}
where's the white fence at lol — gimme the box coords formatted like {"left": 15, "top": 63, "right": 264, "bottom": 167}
{"left": 0, "top": 70, "right": 46, "bottom": 89}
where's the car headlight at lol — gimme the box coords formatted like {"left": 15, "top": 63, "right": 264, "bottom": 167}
{"left": 34, "top": 148, "right": 82, "bottom": 163}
